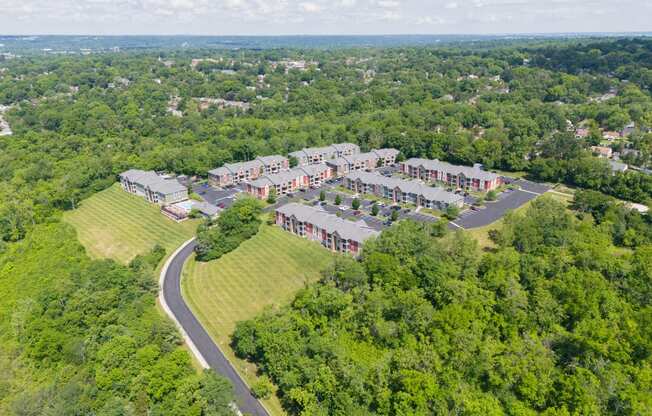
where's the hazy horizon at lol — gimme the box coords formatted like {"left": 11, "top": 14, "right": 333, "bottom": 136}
{"left": 1, "top": 0, "right": 650, "bottom": 36}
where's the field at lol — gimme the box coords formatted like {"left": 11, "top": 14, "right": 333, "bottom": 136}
{"left": 182, "top": 224, "right": 335, "bottom": 415}
{"left": 63, "top": 183, "right": 198, "bottom": 264}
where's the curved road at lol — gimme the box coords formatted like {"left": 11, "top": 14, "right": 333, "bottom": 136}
{"left": 160, "top": 238, "right": 270, "bottom": 416}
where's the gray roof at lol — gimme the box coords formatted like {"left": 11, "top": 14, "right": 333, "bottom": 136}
{"left": 346, "top": 171, "right": 463, "bottom": 204}
{"left": 192, "top": 201, "right": 220, "bottom": 217}
{"left": 256, "top": 155, "right": 288, "bottom": 165}
{"left": 327, "top": 157, "right": 350, "bottom": 167}
{"left": 372, "top": 148, "right": 400, "bottom": 159}
{"left": 299, "top": 164, "right": 330, "bottom": 176}
{"left": 344, "top": 152, "right": 378, "bottom": 164}
{"left": 331, "top": 142, "right": 359, "bottom": 152}
{"left": 148, "top": 179, "right": 187, "bottom": 195}
{"left": 120, "top": 169, "right": 160, "bottom": 185}
{"left": 208, "top": 160, "right": 263, "bottom": 176}
{"left": 251, "top": 167, "right": 306, "bottom": 187}
{"left": 403, "top": 158, "right": 499, "bottom": 182}
{"left": 302, "top": 146, "right": 337, "bottom": 157}
{"left": 120, "top": 169, "right": 187, "bottom": 195}
{"left": 276, "top": 203, "right": 379, "bottom": 242}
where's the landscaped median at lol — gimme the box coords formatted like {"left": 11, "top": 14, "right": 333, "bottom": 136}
{"left": 181, "top": 224, "right": 335, "bottom": 416}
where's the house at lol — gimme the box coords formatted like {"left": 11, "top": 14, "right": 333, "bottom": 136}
{"left": 246, "top": 168, "right": 308, "bottom": 199}
{"left": 344, "top": 171, "right": 464, "bottom": 211}
{"left": 575, "top": 128, "right": 590, "bottom": 139}
{"left": 608, "top": 160, "right": 628, "bottom": 174}
{"left": 290, "top": 143, "right": 360, "bottom": 166}
{"left": 400, "top": 158, "right": 502, "bottom": 191}
{"left": 119, "top": 169, "right": 188, "bottom": 206}
{"left": 326, "top": 152, "right": 379, "bottom": 177}
{"left": 603, "top": 131, "right": 620, "bottom": 141}
{"left": 275, "top": 203, "right": 379, "bottom": 255}
{"left": 591, "top": 146, "right": 613, "bottom": 158}
{"left": 372, "top": 148, "right": 400, "bottom": 167}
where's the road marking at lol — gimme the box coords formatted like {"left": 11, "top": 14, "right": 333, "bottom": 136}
{"left": 518, "top": 188, "right": 544, "bottom": 196}
{"left": 450, "top": 221, "right": 464, "bottom": 229}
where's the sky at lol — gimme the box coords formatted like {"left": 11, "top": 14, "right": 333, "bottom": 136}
{"left": 0, "top": 0, "right": 650, "bottom": 36}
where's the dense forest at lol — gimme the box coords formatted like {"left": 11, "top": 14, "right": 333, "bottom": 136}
{"left": 233, "top": 197, "right": 652, "bottom": 415}
{"left": 1, "top": 37, "right": 651, "bottom": 414}
{"left": 1, "top": 39, "right": 652, "bottom": 245}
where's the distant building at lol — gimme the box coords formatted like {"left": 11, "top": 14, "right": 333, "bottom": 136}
{"left": 400, "top": 158, "right": 502, "bottom": 191}
{"left": 591, "top": 146, "right": 613, "bottom": 158}
{"left": 575, "top": 128, "right": 590, "bottom": 139}
{"left": 372, "top": 148, "right": 400, "bottom": 167}
{"left": 344, "top": 171, "right": 464, "bottom": 211}
{"left": 275, "top": 203, "right": 379, "bottom": 255}
{"left": 603, "top": 131, "right": 620, "bottom": 141}
{"left": 119, "top": 170, "right": 188, "bottom": 206}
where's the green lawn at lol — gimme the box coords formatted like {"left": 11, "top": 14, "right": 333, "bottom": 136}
{"left": 63, "top": 183, "right": 198, "bottom": 264}
{"left": 182, "top": 224, "right": 335, "bottom": 416}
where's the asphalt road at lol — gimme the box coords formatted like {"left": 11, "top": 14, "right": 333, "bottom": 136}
{"left": 161, "top": 239, "right": 270, "bottom": 416}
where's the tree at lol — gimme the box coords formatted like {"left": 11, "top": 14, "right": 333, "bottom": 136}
{"left": 335, "top": 194, "right": 342, "bottom": 206}
{"left": 445, "top": 204, "right": 460, "bottom": 220}
{"left": 289, "top": 155, "right": 299, "bottom": 168}
{"left": 351, "top": 198, "right": 360, "bottom": 210}
{"left": 486, "top": 190, "right": 498, "bottom": 201}
{"left": 390, "top": 209, "right": 399, "bottom": 222}
{"left": 371, "top": 204, "right": 379, "bottom": 216}
{"left": 267, "top": 188, "right": 277, "bottom": 204}
{"left": 319, "top": 190, "right": 326, "bottom": 202}
{"left": 251, "top": 376, "right": 273, "bottom": 400}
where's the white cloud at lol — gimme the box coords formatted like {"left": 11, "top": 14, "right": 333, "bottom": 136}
{"left": 300, "top": 1, "right": 321, "bottom": 12}
{"left": 0, "top": 0, "right": 648, "bottom": 34}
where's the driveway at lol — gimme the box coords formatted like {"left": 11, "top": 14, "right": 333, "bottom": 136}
{"left": 160, "top": 240, "right": 269, "bottom": 416}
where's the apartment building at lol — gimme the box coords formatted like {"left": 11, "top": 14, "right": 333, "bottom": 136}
{"left": 119, "top": 169, "right": 188, "bottom": 206}
{"left": 208, "top": 155, "right": 289, "bottom": 187}
{"left": 246, "top": 165, "right": 333, "bottom": 199}
{"left": 344, "top": 171, "right": 464, "bottom": 211}
{"left": 400, "top": 158, "right": 502, "bottom": 191}
{"left": 275, "top": 203, "right": 379, "bottom": 255}
{"left": 372, "top": 148, "right": 400, "bottom": 167}
{"left": 290, "top": 143, "right": 360, "bottom": 166}
{"left": 326, "top": 152, "right": 377, "bottom": 177}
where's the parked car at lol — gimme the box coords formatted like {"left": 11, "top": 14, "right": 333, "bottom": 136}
{"left": 339, "top": 206, "right": 348, "bottom": 211}
{"left": 217, "top": 203, "right": 225, "bottom": 208}
{"left": 391, "top": 205, "right": 401, "bottom": 211}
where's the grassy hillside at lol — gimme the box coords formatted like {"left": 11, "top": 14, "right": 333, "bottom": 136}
{"left": 63, "top": 183, "right": 198, "bottom": 264}
{"left": 182, "top": 224, "right": 335, "bottom": 416}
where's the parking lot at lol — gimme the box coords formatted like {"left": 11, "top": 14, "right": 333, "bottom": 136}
{"left": 450, "top": 179, "right": 550, "bottom": 229}
{"left": 192, "top": 182, "right": 242, "bottom": 209}
{"left": 196, "top": 175, "right": 550, "bottom": 232}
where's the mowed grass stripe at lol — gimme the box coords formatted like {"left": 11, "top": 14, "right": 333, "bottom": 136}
{"left": 182, "top": 225, "right": 335, "bottom": 416}
{"left": 64, "top": 183, "right": 197, "bottom": 264}
{"left": 83, "top": 191, "right": 193, "bottom": 239}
